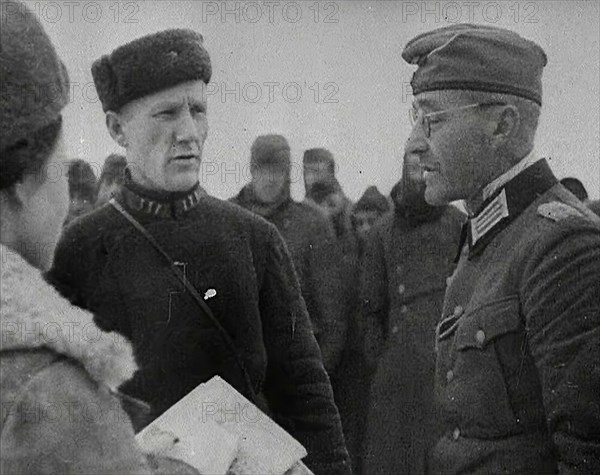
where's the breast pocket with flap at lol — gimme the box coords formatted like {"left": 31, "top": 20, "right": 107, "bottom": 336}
{"left": 450, "top": 295, "right": 526, "bottom": 438}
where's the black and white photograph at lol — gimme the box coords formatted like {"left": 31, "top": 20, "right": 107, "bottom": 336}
{"left": 1, "top": 1, "right": 599, "bottom": 474}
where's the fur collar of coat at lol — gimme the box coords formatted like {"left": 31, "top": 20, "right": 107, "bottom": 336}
{"left": 0, "top": 244, "right": 137, "bottom": 390}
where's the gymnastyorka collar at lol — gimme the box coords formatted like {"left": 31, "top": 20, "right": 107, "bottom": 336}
{"left": 120, "top": 178, "right": 206, "bottom": 219}
{"left": 455, "top": 158, "right": 557, "bottom": 261}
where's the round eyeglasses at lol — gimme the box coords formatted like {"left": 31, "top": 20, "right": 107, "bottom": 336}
{"left": 409, "top": 102, "right": 506, "bottom": 138}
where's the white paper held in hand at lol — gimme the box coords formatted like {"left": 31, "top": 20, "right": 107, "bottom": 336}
{"left": 136, "top": 376, "right": 308, "bottom": 475}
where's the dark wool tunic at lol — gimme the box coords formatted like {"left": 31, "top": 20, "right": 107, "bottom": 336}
{"left": 431, "top": 160, "right": 600, "bottom": 474}
{"left": 48, "top": 181, "right": 351, "bottom": 475}
{"left": 361, "top": 201, "right": 465, "bottom": 475}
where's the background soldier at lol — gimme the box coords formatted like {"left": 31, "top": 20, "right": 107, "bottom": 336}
{"left": 350, "top": 186, "right": 390, "bottom": 245}
{"left": 64, "top": 159, "right": 97, "bottom": 225}
{"left": 361, "top": 153, "right": 464, "bottom": 474}
{"left": 231, "top": 135, "right": 346, "bottom": 375}
{"left": 402, "top": 24, "right": 600, "bottom": 473}
{"left": 96, "top": 153, "right": 127, "bottom": 207}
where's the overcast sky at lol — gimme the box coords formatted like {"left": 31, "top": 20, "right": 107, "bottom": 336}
{"left": 25, "top": 0, "right": 600, "bottom": 201}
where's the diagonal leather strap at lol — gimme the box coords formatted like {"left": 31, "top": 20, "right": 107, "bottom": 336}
{"left": 109, "top": 198, "right": 258, "bottom": 402}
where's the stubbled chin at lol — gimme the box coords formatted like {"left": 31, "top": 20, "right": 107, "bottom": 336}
{"left": 164, "top": 171, "right": 200, "bottom": 191}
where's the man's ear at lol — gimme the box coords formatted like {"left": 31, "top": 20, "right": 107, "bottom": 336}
{"left": 491, "top": 105, "right": 520, "bottom": 146}
{"left": 249, "top": 164, "right": 257, "bottom": 181}
{"left": 4, "top": 172, "right": 40, "bottom": 210}
{"left": 106, "top": 111, "right": 128, "bottom": 148}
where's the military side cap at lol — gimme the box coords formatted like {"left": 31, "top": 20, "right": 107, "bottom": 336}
{"left": 92, "top": 29, "right": 212, "bottom": 112}
{"left": 402, "top": 24, "right": 547, "bottom": 105}
{"left": 0, "top": 1, "right": 70, "bottom": 153}
{"left": 250, "top": 134, "right": 290, "bottom": 168}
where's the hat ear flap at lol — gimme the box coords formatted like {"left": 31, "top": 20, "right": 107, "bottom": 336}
{"left": 92, "top": 55, "right": 119, "bottom": 112}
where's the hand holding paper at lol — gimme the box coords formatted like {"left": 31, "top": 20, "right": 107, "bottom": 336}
{"left": 136, "top": 376, "right": 308, "bottom": 475}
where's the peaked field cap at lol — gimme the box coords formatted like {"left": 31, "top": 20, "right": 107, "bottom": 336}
{"left": 402, "top": 24, "right": 547, "bottom": 105}
{"left": 92, "top": 28, "right": 212, "bottom": 112}
{"left": 250, "top": 134, "right": 291, "bottom": 167}
{"left": 0, "top": 1, "right": 70, "bottom": 152}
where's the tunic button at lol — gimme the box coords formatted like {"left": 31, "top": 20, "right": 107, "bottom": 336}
{"left": 446, "top": 370, "right": 454, "bottom": 383}
{"left": 446, "top": 277, "right": 452, "bottom": 286}
{"left": 400, "top": 305, "right": 408, "bottom": 313}
{"left": 391, "top": 325, "right": 399, "bottom": 334}
{"left": 398, "top": 284, "right": 405, "bottom": 294}
{"left": 452, "top": 427, "right": 461, "bottom": 440}
{"left": 453, "top": 305, "right": 464, "bottom": 317}
{"left": 396, "top": 265, "right": 403, "bottom": 274}
{"left": 476, "top": 329, "right": 486, "bottom": 345}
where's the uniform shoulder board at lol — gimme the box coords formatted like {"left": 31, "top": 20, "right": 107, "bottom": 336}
{"left": 537, "top": 201, "right": 583, "bottom": 222}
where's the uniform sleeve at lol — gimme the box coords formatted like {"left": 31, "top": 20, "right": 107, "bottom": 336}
{"left": 521, "top": 220, "right": 600, "bottom": 473}
{"left": 0, "top": 361, "right": 152, "bottom": 475}
{"left": 259, "top": 225, "right": 351, "bottom": 475}
{"left": 360, "top": 225, "right": 389, "bottom": 371}
{"left": 305, "top": 216, "right": 347, "bottom": 374}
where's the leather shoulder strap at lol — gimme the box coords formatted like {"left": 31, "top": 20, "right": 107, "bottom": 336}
{"left": 109, "top": 199, "right": 258, "bottom": 401}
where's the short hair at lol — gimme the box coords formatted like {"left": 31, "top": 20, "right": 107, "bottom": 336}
{"left": 98, "top": 154, "right": 127, "bottom": 187}
{"left": 560, "top": 177, "right": 588, "bottom": 201}
{"left": 1, "top": 117, "right": 63, "bottom": 190}
{"left": 67, "top": 159, "right": 97, "bottom": 201}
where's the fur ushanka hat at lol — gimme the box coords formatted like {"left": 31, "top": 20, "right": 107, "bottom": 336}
{"left": 91, "top": 28, "right": 212, "bottom": 112}
{"left": 0, "top": 1, "right": 70, "bottom": 154}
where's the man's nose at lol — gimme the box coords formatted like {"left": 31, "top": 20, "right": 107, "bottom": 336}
{"left": 175, "top": 109, "right": 200, "bottom": 143}
{"left": 405, "top": 129, "right": 429, "bottom": 155}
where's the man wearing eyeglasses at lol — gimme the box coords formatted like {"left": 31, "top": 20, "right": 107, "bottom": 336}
{"left": 402, "top": 24, "right": 600, "bottom": 473}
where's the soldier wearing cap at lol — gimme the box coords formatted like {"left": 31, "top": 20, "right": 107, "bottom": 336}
{"left": 231, "top": 135, "right": 346, "bottom": 376}
{"left": 402, "top": 24, "right": 600, "bottom": 473}
{"left": 49, "top": 29, "right": 350, "bottom": 474}
{"left": 95, "top": 153, "right": 127, "bottom": 207}
{"left": 303, "top": 148, "right": 354, "bottom": 228}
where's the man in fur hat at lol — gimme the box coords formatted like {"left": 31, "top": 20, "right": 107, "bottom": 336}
{"left": 303, "top": 148, "right": 354, "bottom": 221}
{"left": 95, "top": 153, "right": 127, "bottom": 207}
{"left": 49, "top": 30, "right": 350, "bottom": 474}
{"left": 403, "top": 24, "right": 600, "bottom": 472}
{"left": 351, "top": 186, "right": 390, "bottom": 244}
{"left": 231, "top": 135, "right": 346, "bottom": 376}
